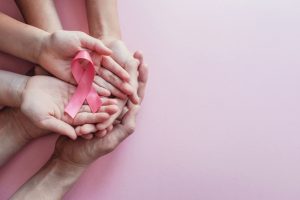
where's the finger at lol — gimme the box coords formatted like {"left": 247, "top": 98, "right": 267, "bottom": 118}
{"left": 79, "top": 103, "right": 119, "bottom": 115}
{"left": 124, "top": 59, "right": 140, "bottom": 104}
{"left": 78, "top": 124, "right": 98, "bottom": 135}
{"left": 98, "top": 104, "right": 119, "bottom": 115}
{"left": 133, "top": 50, "right": 144, "bottom": 65}
{"left": 92, "top": 83, "right": 111, "bottom": 97}
{"left": 107, "top": 106, "right": 140, "bottom": 144}
{"left": 41, "top": 117, "right": 77, "bottom": 140}
{"left": 34, "top": 66, "right": 51, "bottom": 76}
{"left": 96, "top": 118, "right": 114, "bottom": 130}
{"left": 122, "top": 105, "right": 139, "bottom": 127}
{"left": 101, "top": 98, "right": 118, "bottom": 106}
{"left": 107, "top": 125, "right": 113, "bottom": 132}
{"left": 77, "top": 31, "right": 112, "bottom": 55}
{"left": 138, "top": 63, "right": 149, "bottom": 84}
{"left": 78, "top": 105, "right": 92, "bottom": 113}
{"left": 102, "top": 56, "right": 130, "bottom": 81}
{"left": 94, "top": 76, "right": 127, "bottom": 99}
{"left": 117, "top": 106, "right": 129, "bottom": 120}
{"left": 98, "top": 68, "right": 134, "bottom": 96}
{"left": 113, "top": 119, "right": 121, "bottom": 125}
{"left": 137, "top": 64, "right": 149, "bottom": 102}
{"left": 128, "top": 93, "right": 140, "bottom": 105}
{"left": 95, "top": 129, "right": 107, "bottom": 138}
{"left": 78, "top": 99, "right": 118, "bottom": 113}
{"left": 73, "top": 112, "right": 110, "bottom": 125}
{"left": 81, "top": 134, "right": 94, "bottom": 140}
{"left": 96, "top": 99, "right": 126, "bottom": 130}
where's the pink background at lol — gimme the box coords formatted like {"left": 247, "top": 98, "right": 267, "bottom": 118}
{"left": 1, "top": 0, "right": 300, "bottom": 199}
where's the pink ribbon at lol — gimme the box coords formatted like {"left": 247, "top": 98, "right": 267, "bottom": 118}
{"left": 65, "top": 50, "right": 101, "bottom": 118}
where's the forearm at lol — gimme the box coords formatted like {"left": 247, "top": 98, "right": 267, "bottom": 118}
{"left": 11, "top": 158, "right": 85, "bottom": 200}
{"left": 15, "top": 0, "right": 62, "bottom": 32}
{"left": 86, "top": 0, "right": 121, "bottom": 39}
{"left": 0, "top": 108, "right": 29, "bottom": 166}
{"left": 0, "top": 13, "right": 49, "bottom": 63}
{"left": 0, "top": 70, "right": 28, "bottom": 107}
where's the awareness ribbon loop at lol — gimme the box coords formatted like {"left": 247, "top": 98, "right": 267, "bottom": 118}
{"left": 65, "top": 50, "right": 101, "bottom": 118}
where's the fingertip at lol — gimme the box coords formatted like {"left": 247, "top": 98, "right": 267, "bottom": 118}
{"left": 75, "top": 126, "right": 82, "bottom": 136}
{"left": 130, "top": 94, "right": 140, "bottom": 105}
{"left": 122, "top": 73, "right": 131, "bottom": 82}
{"left": 110, "top": 105, "right": 120, "bottom": 114}
{"left": 81, "top": 134, "right": 93, "bottom": 140}
{"left": 124, "top": 84, "right": 135, "bottom": 96}
{"left": 99, "top": 46, "right": 112, "bottom": 56}
{"left": 70, "top": 132, "right": 77, "bottom": 140}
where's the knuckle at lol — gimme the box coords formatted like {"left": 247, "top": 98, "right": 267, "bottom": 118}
{"left": 108, "top": 73, "right": 118, "bottom": 83}
{"left": 125, "top": 124, "right": 136, "bottom": 135}
{"left": 97, "top": 68, "right": 104, "bottom": 76}
{"left": 104, "top": 142, "right": 116, "bottom": 153}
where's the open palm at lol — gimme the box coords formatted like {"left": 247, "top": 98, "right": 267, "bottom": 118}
{"left": 52, "top": 60, "right": 148, "bottom": 165}
{"left": 38, "top": 30, "right": 112, "bottom": 83}
{"left": 21, "top": 76, "right": 115, "bottom": 139}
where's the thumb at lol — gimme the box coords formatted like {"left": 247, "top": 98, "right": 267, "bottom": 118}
{"left": 122, "top": 105, "right": 140, "bottom": 127}
{"left": 77, "top": 32, "right": 112, "bottom": 55}
{"left": 40, "top": 117, "right": 77, "bottom": 140}
{"left": 115, "top": 105, "right": 140, "bottom": 142}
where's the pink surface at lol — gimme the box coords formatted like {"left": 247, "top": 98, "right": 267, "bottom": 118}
{"left": 1, "top": 0, "right": 300, "bottom": 199}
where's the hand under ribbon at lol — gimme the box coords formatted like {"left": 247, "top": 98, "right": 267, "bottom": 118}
{"left": 65, "top": 50, "right": 101, "bottom": 118}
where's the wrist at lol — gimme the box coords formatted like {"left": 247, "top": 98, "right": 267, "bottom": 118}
{"left": 0, "top": 71, "right": 29, "bottom": 107}
{"left": 45, "top": 158, "right": 86, "bottom": 181}
{"left": 92, "top": 29, "right": 121, "bottom": 41}
{"left": 0, "top": 108, "right": 29, "bottom": 166}
{"left": 11, "top": 158, "right": 85, "bottom": 199}
{"left": 14, "top": 75, "right": 29, "bottom": 108}
{"left": 86, "top": 0, "right": 121, "bottom": 40}
{"left": 10, "top": 108, "right": 49, "bottom": 141}
{"left": 35, "top": 31, "right": 51, "bottom": 66}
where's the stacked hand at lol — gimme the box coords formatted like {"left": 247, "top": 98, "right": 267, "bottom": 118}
{"left": 53, "top": 59, "right": 148, "bottom": 166}
{"left": 0, "top": 3, "right": 148, "bottom": 198}
{"left": 17, "top": 31, "right": 146, "bottom": 141}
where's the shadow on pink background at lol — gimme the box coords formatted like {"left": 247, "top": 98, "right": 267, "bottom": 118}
{"left": 1, "top": 0, "right": 300, "bottom": 199}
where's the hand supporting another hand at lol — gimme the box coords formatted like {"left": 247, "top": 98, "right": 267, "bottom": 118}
{"left": 37, "top": 30, "right": 112, "bottom": 83}
{"left": 75, "top": 50, "right": 147, "bottom": 138}
{"left": 21, "top": 75, "right": 119, "bottom": 140}
{"left": 53, "top": 57, "right": 148, "bottom": 165}
{"left": 9, "top": 59, "right": 148, "bottom": 200}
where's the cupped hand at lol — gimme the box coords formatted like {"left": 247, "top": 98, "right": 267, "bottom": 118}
{"left": 51, "top": 55, "right": 148, "bottom": 165}
{"left": 53, "top": 105, "right": 140, "bottom": 166}
{"left": 21, "top": 75, "right": 117, "bottom": 140}
{"left": 75, "top": 52, "right": 148, "bottom": 138}
{"left": 100, "top": 38, "right": 140, "bottom": 104}
{"left": 95, "top": 50, "right": 146, "bottom": 132}
{"left": 38, "top": 30, "right": 112, "bottom": 83}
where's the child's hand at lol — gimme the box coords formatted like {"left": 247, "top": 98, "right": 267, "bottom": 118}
{"left": 94, "top": 50, "right": 145, "bottom": 132}
{"left": 75, "top": 52, "right": 148, "bottom": 139}
{"left": 38, "top": 30, "right": 112, "bottom": 83}
{"left": 92, "top": 53, "right": 135, "bottom": 100}
{"left": 101, "top": 39, "right": 140, "bottom": 104}
{"left": 20, "top": 75, "right": 118, "bottom": 140}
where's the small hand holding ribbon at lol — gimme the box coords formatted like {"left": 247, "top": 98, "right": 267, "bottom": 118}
{"left": 65, "top": 50, "right": 101, "bottom": 118}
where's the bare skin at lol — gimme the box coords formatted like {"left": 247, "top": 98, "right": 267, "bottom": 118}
{"left": 10, "top": 61, "right": 148, "bottom": 200}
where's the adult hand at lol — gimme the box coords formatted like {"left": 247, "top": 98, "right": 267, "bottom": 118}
{"left": 76, "top": 51, "right": 147, "bottom": 137}
{"left": 97, "top": 38, "right": 140, "bottom": 104}
{"left": 52, "top": 59, "right": 148, "bottom": 165}
{"left": 53, "top": 105, "right": 140, "bottom": 165}
{"left": 21, "top": 75, "right": 118, "bottom": 140}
